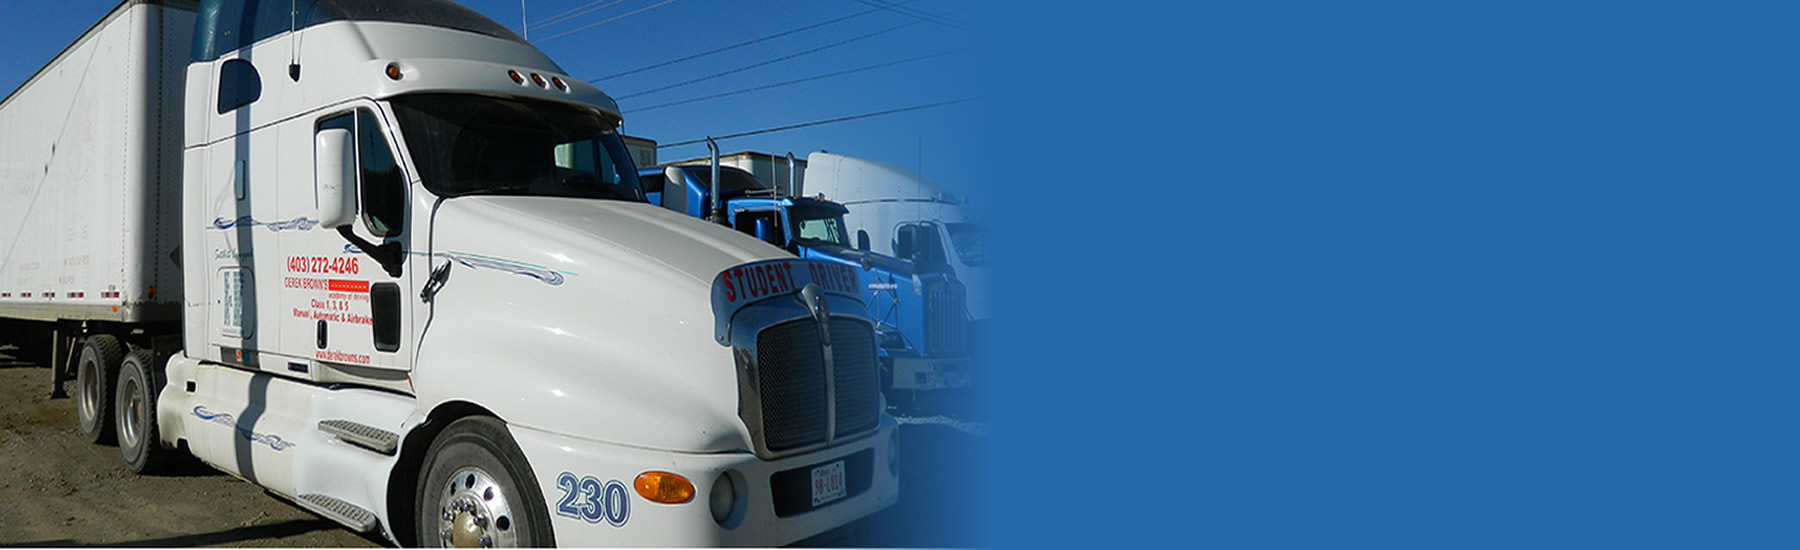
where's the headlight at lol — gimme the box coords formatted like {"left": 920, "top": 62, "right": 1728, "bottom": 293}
{"left": 888, "top": 428, "right": 901, "bottom": 478}
{"left": 710, "top": 473, "right": 737, "bottom": 525}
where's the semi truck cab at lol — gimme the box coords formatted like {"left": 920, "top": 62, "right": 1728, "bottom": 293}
{"left": 6, "top": 0, "right": 899, "bottom": 546}
{"left": 644, "top": 164, "right": 974, "bottom": 395}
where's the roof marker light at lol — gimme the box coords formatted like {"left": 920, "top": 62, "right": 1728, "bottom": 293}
{"left": 509, "top": 70, "right": 524, "bottom": 84}
{"left": 552, "top": 77, "right": 567, "bottom": 91}
{"left": 385, "top": 63, "right": 402, "bottom": 81}
{"left": 530, "top": 73, "right": 546, "bottom": 88}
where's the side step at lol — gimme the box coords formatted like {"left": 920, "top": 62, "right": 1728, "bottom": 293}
{"left": 318, "top": 419, "right": 399, "bottom": 455}
{"left": 297, "top": 493, "right": 379, "bottom": 532}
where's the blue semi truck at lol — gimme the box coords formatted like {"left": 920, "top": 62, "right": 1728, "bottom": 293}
{"left": 639, "top": 157, "right": 972, "bottom": 400}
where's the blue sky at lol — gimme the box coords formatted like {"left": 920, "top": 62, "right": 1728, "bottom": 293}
{"left": 0, "top": 0, "right": 987, "bottom": 198}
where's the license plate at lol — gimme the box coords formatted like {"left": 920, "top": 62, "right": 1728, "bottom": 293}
{"left": 810, "top": 460, "right": 847, "bottom": 506}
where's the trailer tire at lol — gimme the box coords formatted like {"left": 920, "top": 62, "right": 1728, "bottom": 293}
{"left": 116, "top": 349, "right": 170, "bottom": 474}
{"left": 76, "top": 335, "right": 124, "bottom": 444}
{"left": 416, "top": 416, "right": 554, "bottom": 548}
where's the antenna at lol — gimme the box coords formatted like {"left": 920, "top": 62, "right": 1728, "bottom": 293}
{"left": 918, "top": 134, "right": 923, "bottom": 189}
{"left": 287, "top": 0, "right": 301, "bottom": 80}
{"left": 521, "top": 1, "right": 529, "bottom": 39}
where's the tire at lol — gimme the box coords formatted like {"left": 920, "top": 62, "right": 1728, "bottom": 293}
{"left": 415, "top": 417, "right": 555, "bottom": 548}
{"left": 116, "top": 349, "right": 171, "bottom": 474}
{"left": 75, "top": 335, "right": 123, "bottom": 444}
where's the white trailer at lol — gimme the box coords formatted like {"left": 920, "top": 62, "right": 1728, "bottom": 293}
{"left": 620, "top": 134, "right": 658, "bottom": 171}
{"left": 0, "top": 0, "right": 187, "bottom": 327}
{"left": 669, "top": 150, "right": 810, "bottom": 198}
{"left": 0, "top": 1, "right": 898, "bottom": 546}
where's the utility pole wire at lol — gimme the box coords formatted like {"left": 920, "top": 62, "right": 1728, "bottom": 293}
{"left": 532, "top": 0, "right": 680, "bottom": 44}
{"left": 531, "top": 0, "right": 627, "bottom": 31}
{"left": 616, "top": 9, "right": 966, "bottom": 100}
{"left": 590, "top": 0, "right": 925, "bottom": 82}
{"left": 853, "top": 0, "right": 967, "bottom": 30}
{"left": 656, "top": 98, "right": 978, "bottom": 149}
{"left": 629, "top": 49, "right": 968, "bottom": 113}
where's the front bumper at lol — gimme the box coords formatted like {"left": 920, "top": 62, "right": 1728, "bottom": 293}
{"left": 892, "top": 356, "right": 971, "bottom": 390}
{"left": 510, "top": 416, "right": 900, "bottom": 546}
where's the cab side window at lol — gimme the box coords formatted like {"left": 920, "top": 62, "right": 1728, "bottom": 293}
{"left": 217, "top": 59, "right": 261, "bottom": 114}
{"left": 357, "top": 110, "right": 405, "bottom": 237}
{"left": 895, "top": 223, "right": 948, "bottom": 267}
{"left": 318, "top": 110, "right": 406, "bottom": 237}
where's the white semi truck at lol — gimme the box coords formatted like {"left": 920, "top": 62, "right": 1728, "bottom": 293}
{"left": 802, "top": 152, "right": 988, "bottom": 352}
{"left": 0, "top": 0, "right": 898, "bottom": 546}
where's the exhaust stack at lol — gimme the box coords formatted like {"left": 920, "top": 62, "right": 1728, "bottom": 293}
{"left": 707, "top": 137, "right": 725, "bottom": 225}
{"left": 787, "top": 152, "right": 799, "bottom": 198}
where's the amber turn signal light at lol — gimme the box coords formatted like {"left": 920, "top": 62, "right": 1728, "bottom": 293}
{"left": 634, "top": 471, "right": 695, "bottom": 504}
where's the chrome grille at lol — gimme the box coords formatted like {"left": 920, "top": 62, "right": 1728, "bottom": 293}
{"left": 831, "top": 318, "right": 879, "bottom": 437}
{"left": 751, "top": 316, "right": 881, "bottom": 454}
{"left": 925, "top": 278, "right": 967, "bottom": 354}
{"left": 756, "top": 320, "right": 828, "bottom": 451}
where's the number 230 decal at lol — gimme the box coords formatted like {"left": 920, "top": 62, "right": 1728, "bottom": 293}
{"left": 555, "top": 472, "right": 629, "bottom": 526}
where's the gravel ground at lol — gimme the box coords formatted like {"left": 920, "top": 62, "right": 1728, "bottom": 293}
{"left": 0, "top": 345, "right": 382, "bottom": 547}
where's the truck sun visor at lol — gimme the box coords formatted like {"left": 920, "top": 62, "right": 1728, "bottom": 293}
{"left": 191, "top": 0, "right": 528, "bottom": 62}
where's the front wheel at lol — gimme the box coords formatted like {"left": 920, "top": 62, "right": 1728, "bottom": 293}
{"left": 416, "top": 416, "right": 555, "bottom": 548}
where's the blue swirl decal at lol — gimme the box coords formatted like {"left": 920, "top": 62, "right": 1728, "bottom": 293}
{"left": 210, "top": 216, "right": 319, "bottom": 232}
{"left": 442, "top": 252, "right": 567, "bottom": 286}
{"left": 342, "top": 246, "right": 568, "bottom": 286}
{"left": 192, "top": 405, "right": 295, "bottom": 451}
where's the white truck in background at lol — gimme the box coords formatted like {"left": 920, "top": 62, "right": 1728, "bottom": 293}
{"left": 0, "top": 0, "right": 897, "bottom": 546}
{"left": 803, "top": 152, "right": 989, "bottom": 330}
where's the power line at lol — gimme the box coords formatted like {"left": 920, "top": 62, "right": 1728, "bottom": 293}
{"left": 531, "top": 0, "right": 627, "bottom": 31}
{"left": 616, "top": 10, "right": 965, "bottom": 100}
{"left": 532, "top": 0, "right": 680, "bottom": 44}
{"left": 853, "top": 0, "right": 967, "bottom": 31}
{"left": 589, "top": 0, "right": 925, "bottom": 83}
{"left": 629, "top": 49, "right": 967, "bottom": 113}
{"left": 656, "top": 98, "right": 978, "bottom": 149}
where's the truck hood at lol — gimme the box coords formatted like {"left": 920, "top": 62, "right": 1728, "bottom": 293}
{"left": 437, "top": 196, "right": 788, "bottom": 284}
{"left": 412, "top": 196, "right": 792, "bottom": 452}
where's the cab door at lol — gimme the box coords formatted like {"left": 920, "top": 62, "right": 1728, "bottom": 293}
{"left": 277, "top": 105, "right": 414, "bottom": 377}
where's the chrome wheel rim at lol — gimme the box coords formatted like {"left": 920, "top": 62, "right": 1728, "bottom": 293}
{"left": 78, "top": 358, "right": 98, "bottom": 424}
{"left": 119, "top": 375, "right": 143, "bottom": 447}
{"left": 434, "top": 467, "right": 517, "bottom": 547}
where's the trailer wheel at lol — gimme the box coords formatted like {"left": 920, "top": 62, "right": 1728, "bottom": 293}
{"left": 416, "top": 416, "right": 554, "bottom": 548}
{"left": 76, "top": 335, "right": 124, "bottom": 444}
{"left": 116, "top": 349, "right": 170, "bottom": 474}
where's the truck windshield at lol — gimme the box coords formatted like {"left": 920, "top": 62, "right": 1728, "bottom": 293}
{"left": 389, "top": 94, "right": 644, "bottom": 202}
{"left": 789, "top": 206, "right": 852, "bottom": 248}
{"left": 945, "top": 223, "right": 985, "bottom": 267}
